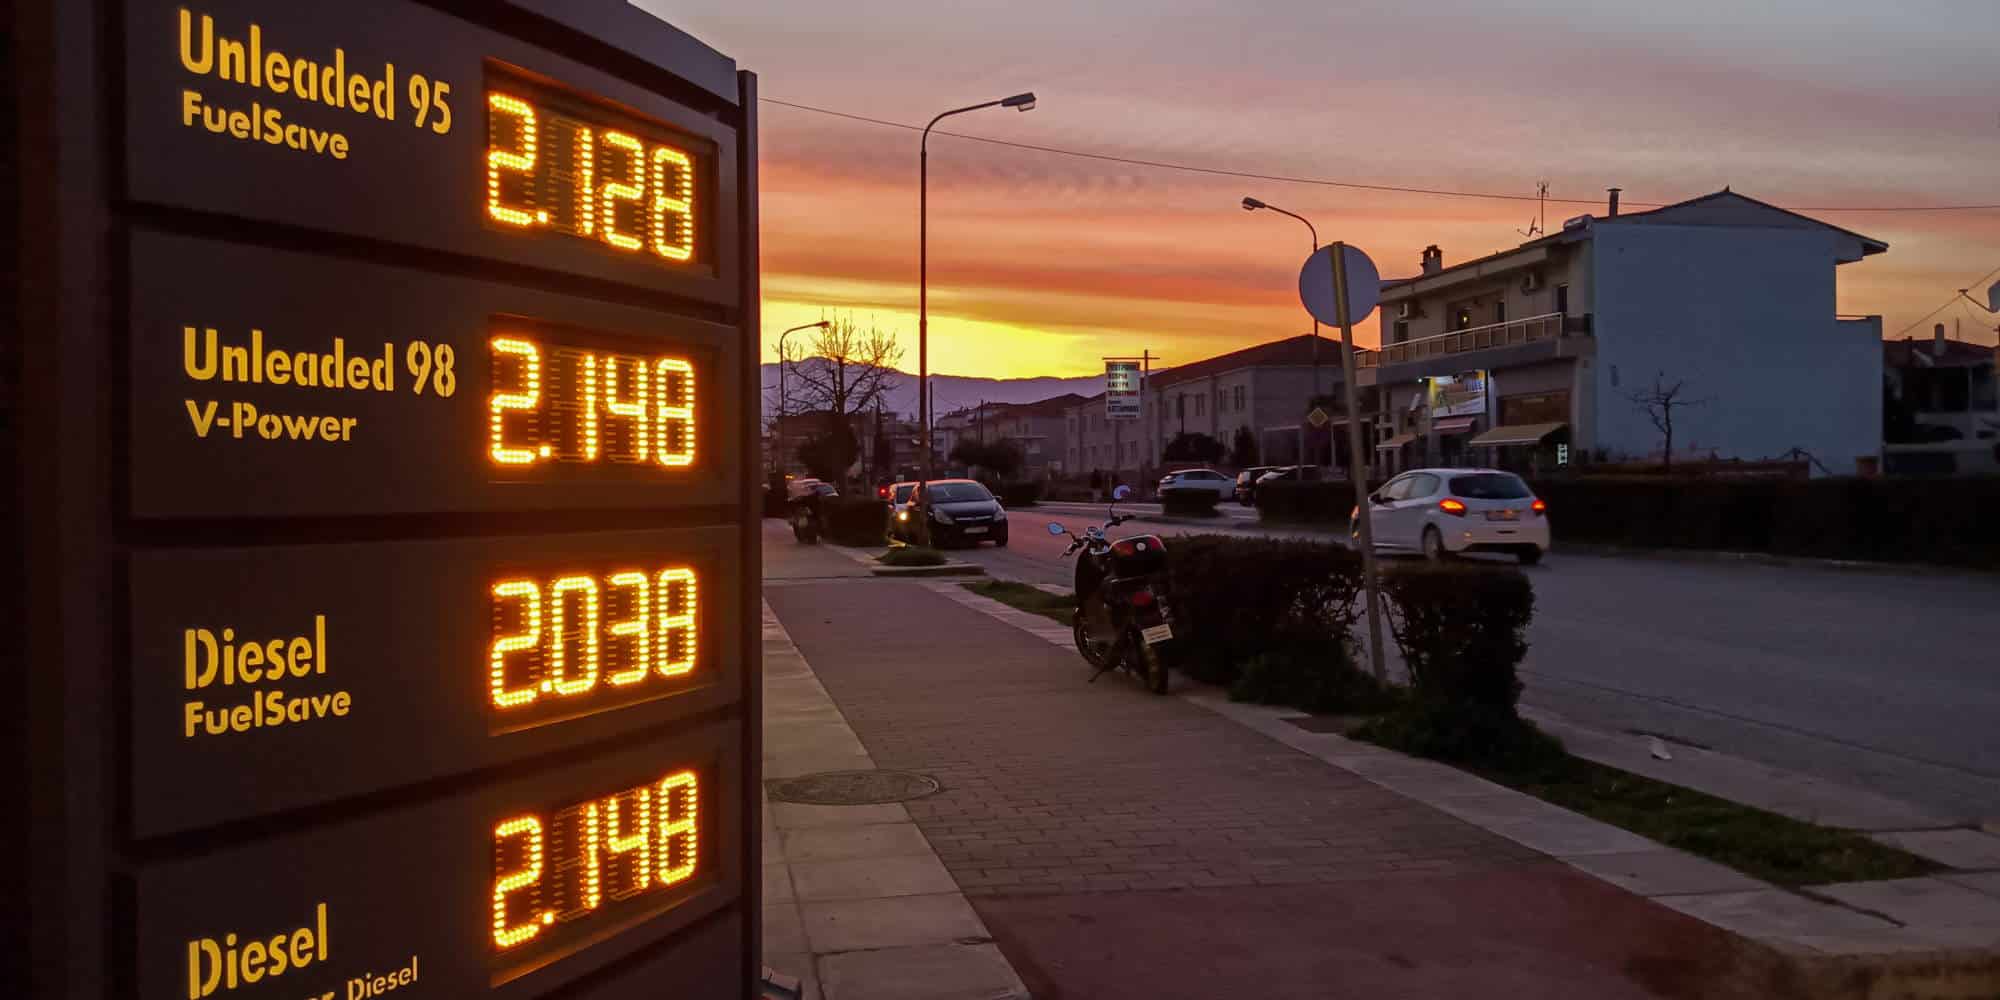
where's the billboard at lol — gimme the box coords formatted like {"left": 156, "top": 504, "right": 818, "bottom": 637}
{"left": 1106, "top": 360, "right": 1144, "bottom": 420}
{"left": 1427, "top": 370, "right": 1491, "bottom": 419}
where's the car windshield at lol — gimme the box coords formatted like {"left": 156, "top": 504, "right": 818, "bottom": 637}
{"left": 1449, "top": 473, "right": 1532, "bottom": 499}
{"left": 893, "top": 484, "right": 914, "bottom": 502}
{"left": 926, "top": 483, "right": 992, "bottom": 503}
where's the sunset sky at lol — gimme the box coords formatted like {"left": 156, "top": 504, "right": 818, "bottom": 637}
{"left": 649, "top": 0, "right": 2000, "bottom": 380}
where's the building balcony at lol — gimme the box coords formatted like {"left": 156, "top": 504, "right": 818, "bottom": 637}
{"left": 1361, "top": 312, "right": 1574, "bottom": 368}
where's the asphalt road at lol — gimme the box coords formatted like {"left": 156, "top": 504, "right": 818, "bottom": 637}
{"left": 944, "top": 505, "right": 2000, "bottom": 826}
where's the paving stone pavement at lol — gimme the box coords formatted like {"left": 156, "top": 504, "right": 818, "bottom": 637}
{"left": 766, "top": 580, "right": 1777, "bottom": 999}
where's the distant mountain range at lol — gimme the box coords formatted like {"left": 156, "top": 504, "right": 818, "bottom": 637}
{"left": 760, "top": 362, "right": 1099, "bottom": 420}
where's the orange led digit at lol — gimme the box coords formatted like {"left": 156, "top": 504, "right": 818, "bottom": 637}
{"left": 490, "top": 580, "right": 542, "bottom": 709}
{"left": 486, "top": 330, "right": 696, "bottom": 473}
{"left": 489, "top": 338, "right": 544, "bottom": 466}
{"left": 482, "top": 72, "right": 705, "bottom": 268}
{"left": 491, "top": 770, "right": 702, "bottom": 955}
{"left": 604, "top": 571, "right": 652, "bottom": 686}
{"left": 546, "top": 576, "right": 601, "bottom": 696}
{"left": 492, "top": 816, "right": 549, "bottom": 948}
{"left": 657, "top": 568, "right": 696, "bottom": 677}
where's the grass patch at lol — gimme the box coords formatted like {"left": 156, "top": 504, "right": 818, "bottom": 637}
{"left": 876, "top": 546, "right": 946, "bottom": 567}
{"left": 963, "top": 580, "right": 1072, "bottom": 625}
{"left": 1351, "top": 719, "right": 1941, "bottom": 887}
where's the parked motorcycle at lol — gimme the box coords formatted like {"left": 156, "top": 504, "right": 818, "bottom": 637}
{"left": 1048, "top": 485, "right": 1175, "bottom": 694}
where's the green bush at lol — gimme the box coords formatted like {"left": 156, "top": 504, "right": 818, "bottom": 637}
{"left": 1359, "top": 563, "right": 1539, "bottom": 762}
{"left": 998, "top": 480, "right": 1044, "bottom": 507}
{"left": 1164, "top": 535, "right": 1362, "bottom": 687}
{"left": 1229, "top": 639, "right": 1399, "bottom": 715}
{"left": 1529, "top": 477, "right": 2000, "bottom": 569}
{"left": 1159, "top": 487, "right": 1220, "bottom": 517}
{"left": 822, "top": 497, "right": 889, "bottom": 546}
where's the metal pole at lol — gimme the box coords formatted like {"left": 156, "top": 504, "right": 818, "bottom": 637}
{"left": 776, "top": 320, "right": 828, "bottom": 476}
{"left": 920, "top": 133, "right": 931, "bottom": 546}
{"left": 1332, "top": 242, "right": 1388, "bottom": 682}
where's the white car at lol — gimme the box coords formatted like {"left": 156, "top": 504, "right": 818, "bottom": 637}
{"left": 1156, "top": 468, "right": 1235, "bottom": 500}
{"left": 1352, "top": 468, "right": 1549, "bottom": 564}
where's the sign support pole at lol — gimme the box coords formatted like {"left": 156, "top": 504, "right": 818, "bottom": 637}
{"left": 1330, "top": 242, "right": 1388, "bottom": 682}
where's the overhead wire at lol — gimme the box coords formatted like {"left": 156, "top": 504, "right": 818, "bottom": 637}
{"left": 760, "top": 96, "right": 2000, "bottom": 214}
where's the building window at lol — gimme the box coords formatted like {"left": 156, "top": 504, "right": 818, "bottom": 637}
{"left": 1555, "top": 283, "right": 1570, "bottom": 316}
{"left": 1233, "top": 386, "right": 1246, "bottom": 410}
{"left": 1495, "top": 300, "right": 1507, "bottom": 324}
{"left": 1392, "top": 320, "right": 1409, "bottom": 344}
{"left": 1195, "top": 395, "right": 1205, "bottom": 417}
{"left": 1454, "top": 307, "right": 1473, "bottom": 330}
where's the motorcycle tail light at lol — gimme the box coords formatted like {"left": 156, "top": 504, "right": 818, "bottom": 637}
{"left": 1129, "top": 588, "right": 1156, "bottom": 608}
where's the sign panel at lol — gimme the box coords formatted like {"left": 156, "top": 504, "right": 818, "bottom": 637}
{"left": 133, "top": 724, "right": 742, "bottom": 1000}
{"left": 122, "top": 0, "right": 740, "bottom": 306}
{"left": 13, "top": 1, "right": 759, "bottom": 998}
{"left": 128, "top": 527, "right": 741, "bottom": 837}
{"left": 1426, "top": 370, "right": 1490, "bottom": 419}
{"left": 129, "top": 232, "right": 740, "bottom": 518}
{"left": 1105, "top": 361, "right": 1143, "bottom": 421}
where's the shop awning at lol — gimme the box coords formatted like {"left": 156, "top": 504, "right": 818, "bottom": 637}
{"left": 1470, "top": 422, "right": 1567, "bottom": 447}
{"left": 1431, "top": 417, "right": 1476, "bottom": 434}
{"left": 1376, "top": 432, "right": 1417, "bottom": 451}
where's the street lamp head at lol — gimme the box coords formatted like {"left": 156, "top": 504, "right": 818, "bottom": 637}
{"left": 1001, "top": 92, "right": 1037, "bottom": 111}
{"left": 1242, "top": 196, "right": 1267, "bottom": 211}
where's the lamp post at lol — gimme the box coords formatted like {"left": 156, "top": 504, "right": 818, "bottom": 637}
{"left": 1243, "top": 196, "right": 1323, "bottom": 463}
{"left": 776, "top": 319, "right": 830, "bottom": 477}
{"left": 920, "top": 91, "right": 1035, "bottom": 543}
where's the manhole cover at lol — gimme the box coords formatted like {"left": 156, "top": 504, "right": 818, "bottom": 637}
{"left": 767, "top": 770, "right": 941, "bottom": 805}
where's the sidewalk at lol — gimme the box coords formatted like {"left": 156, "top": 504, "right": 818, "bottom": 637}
{"left": 764, "top": 579, "right": 1783, "bottom": 998}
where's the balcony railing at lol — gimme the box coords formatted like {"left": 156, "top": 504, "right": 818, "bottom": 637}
{"left": 1360, "top": 312, "right": 1567, "bottom": 368}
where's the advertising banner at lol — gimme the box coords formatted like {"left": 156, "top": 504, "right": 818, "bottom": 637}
{"left": 1427, "top": 370, "right": 1490, "bottom": 419}
{"left": 1105, "top": 361, "right": 1143, "bottom": 420}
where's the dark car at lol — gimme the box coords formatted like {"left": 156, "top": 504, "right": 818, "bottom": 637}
{"left": 1233, "top": 466, "right": 1280, "bottom": 505}
{"left": 911, "top": 479, "right": 1009, "bottom": 547}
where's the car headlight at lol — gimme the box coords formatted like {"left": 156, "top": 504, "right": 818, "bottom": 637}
{"left": 994, "top": 508, "right": 1007, "bottom": 521}
{"left": 932, "top": 509, "right": 954, "bottom": 524}
{"left": 896, "top": 510, "right": 909, "bottom": 521}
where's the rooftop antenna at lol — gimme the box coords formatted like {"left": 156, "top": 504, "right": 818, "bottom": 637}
{"left": 1517, "top": 180, "right": 1549, "bottom": 238}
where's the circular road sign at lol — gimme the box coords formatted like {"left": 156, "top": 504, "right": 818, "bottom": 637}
{"left": 1298, "top": 244, "right": 1381, "bottom": 327}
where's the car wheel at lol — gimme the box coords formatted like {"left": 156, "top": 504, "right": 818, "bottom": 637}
{"left": 994, "top": 532, "right": 1009, "bottom": 548}
{"left": 1421, "top": 526, "right": 1448, "bottom": 562}
{"left": 1518, "top": 546, "right": 1543, "bottom": 566}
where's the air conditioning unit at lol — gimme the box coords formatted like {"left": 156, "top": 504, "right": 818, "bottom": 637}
{"left": 1396, "top": 301, "right": 1415, "bottom": 319}
{"left": 1521, "top": 271, "right": 1544, "bottom": 292}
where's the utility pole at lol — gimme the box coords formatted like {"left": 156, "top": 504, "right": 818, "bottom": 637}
{"left": 1331, "top": 243, "right": 1388, "bottom": 683}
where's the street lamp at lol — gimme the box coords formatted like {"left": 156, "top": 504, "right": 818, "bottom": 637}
{"left": 776, "top": 320, "right": 831, "bottom": 476}
{"left": 919, "top": 91, "right": 1036, "bottom": 542}
{"left": 1242, "top": 196, "right": 1322, "bottom": 401}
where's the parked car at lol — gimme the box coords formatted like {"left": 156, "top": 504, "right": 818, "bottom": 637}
{"left": 1156, "top": 468, "right": 1234, "bottom": 500}
{"left": 886, "top": 480, "right": 920, "bottom": 541}
{"left": 786, "top": 478, "right": 836, "bottom": 502}
{"left": 911, "top": 479, "right": 1009, "bottom": 547}
{"left": 1351, "top": 468, "right": 1548, "bottom": 564}
{"left": 1233, "top": 466, "right": 1280, "bottom": 505}
{"left": 1246, "top": 465, "right": 1319, "bottom": 505}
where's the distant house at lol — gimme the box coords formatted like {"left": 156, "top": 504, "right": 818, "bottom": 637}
{"left": 1367, "top": 189, "right": 1887, "bottom": 477}
{"left": 1883, "top": 330, "right": 2000, "bottom": 476}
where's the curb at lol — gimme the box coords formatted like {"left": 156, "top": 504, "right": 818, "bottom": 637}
{"left": 869, "top": 563, "right": 986, "bottom": 578}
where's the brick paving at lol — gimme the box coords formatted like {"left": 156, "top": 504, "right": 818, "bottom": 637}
{"left": 767, "top": 581, "right": 1544, "bottom": 894}
{"left": 765, "top": 580, "right": 1773, "bottom": 999}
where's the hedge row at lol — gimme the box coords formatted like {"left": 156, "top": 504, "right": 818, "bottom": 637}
{"left": 1530, "top": 478, "right": 2000, "bottom": 569}
{"left": 1162, "top": 536, "right": 1536, "bottom": 733}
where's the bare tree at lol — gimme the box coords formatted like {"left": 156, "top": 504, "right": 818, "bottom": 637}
{"left": 1623, "top": 373, "right": 1711, "bottom": 470}
{"left": 784, "top": 315, "right": 905, "bottom": 485}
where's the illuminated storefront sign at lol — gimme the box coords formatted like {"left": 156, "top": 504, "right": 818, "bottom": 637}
{"left": 18, "top": 2, "right": 759, "bottom": 997}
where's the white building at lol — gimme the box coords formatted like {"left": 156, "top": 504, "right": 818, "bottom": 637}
{"left": 1366, "top": 189, "right": 1887, "bottom": 477}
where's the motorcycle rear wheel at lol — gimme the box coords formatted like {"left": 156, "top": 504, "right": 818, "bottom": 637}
{"left": 1130, "top": 633, "right": 1169, "bottom": 695}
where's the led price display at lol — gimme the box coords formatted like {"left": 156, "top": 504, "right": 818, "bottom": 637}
{"left": 492, "top": 770, "right": 703, "bottom": 964}
{"left": 485, "top": 69, "right": 705, "bottom": 267}
{"left": 490, "top": 566, "right": 698, "bottom": 726}
{"left": 489, "top": 327, "right": 697, "bottom": 472}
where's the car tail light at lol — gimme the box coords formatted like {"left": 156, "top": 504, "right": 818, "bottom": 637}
{"left": 1439, "top": 498, "right": 1468, "bottom": 516}
{"left": 1531, "top": 498, "right": 1547, "bottom": 515}
{"left": 877, "top": 485, "right": 890, "bottom": 499}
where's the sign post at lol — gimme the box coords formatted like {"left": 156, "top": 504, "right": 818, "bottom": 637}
{"left": 12, "top": 3, "right": 762, "bottom": 997}
{"left": 1300, "top": 244, "right": 1388, "bottom": 682}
